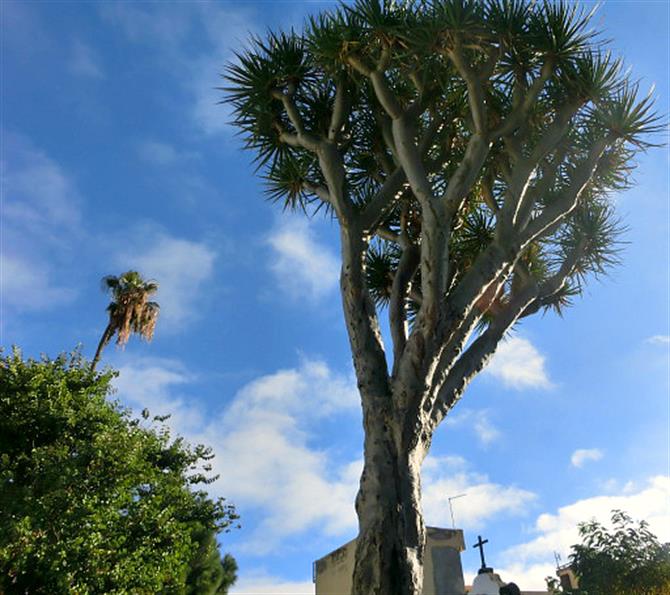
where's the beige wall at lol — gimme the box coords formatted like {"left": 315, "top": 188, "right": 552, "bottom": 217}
{"left": 315, "top": 528, "right": 465, "bottom": 595}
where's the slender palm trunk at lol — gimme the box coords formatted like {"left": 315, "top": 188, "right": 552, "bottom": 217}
{"left": 91, "top": 323, "right": 113, "bottom": 371}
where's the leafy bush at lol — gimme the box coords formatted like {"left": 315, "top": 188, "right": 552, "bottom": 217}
{"left": 0, "top": 349, "right": 238, "bottom": 594}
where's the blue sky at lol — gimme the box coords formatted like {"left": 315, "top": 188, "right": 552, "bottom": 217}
{"left": 2, "top": 1, "right": 668, "bottom": 592}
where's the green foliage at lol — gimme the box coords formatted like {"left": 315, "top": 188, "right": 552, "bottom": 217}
{"left": 185, "top": 527, "right": 238, "bottom": 595}
{"left": 366, "top": 240, "right": 401, "bottom": 307}
{"left": 0, "top": 348, "right": 238, "bottom": 595}
{"left": 547, "top": 510, "right": 670, "bottom": 595}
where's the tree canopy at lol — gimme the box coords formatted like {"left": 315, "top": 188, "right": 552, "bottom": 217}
{"left": 0, "top": 349, "right": 238, "bottom": 595}
{"left": 547, "top": 510, "right": 670, "bottom": 595}
{"left": 225, "top": 1, "right": 663, "bottom": 592}
{"left": 226, "top": 0, "right": 662, "bottom": 429}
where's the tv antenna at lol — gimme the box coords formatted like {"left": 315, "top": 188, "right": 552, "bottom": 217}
{"left": 447, "top": 493, "right": 467, "bottom": 529}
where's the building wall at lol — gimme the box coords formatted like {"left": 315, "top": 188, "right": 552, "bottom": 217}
{"left": 314, "top": 528, "right": 466, "bottom": 595}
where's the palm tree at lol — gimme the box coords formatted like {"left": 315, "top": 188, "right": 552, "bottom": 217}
{"left": 91, "top": 271, "right": 160, "bottom": 371}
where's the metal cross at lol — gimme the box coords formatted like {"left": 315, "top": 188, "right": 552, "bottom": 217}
{"left": 473, "top": 535, "right": 489, "bottom": 569}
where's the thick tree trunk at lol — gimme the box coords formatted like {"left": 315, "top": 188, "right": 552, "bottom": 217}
{"left": 338, "top": 226, "right": 430, "bottom": 595}
{"left": 351, "top": 405, "right": 427, "bottom": 595}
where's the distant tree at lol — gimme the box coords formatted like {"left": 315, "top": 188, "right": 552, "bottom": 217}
{"left": 0, "top": 349, "right": 238, "bottom": 594}
{"left": 546, "top": 510, "right": 670, "bottom": 595}
{"left": 92, "top": 270, "right": 160, "bottom": 370}
{"left": 185, "top": 526, "right": 238, "bottom": 595}
{"left": 225, "top": 0, "right": 662, "bottom": 592}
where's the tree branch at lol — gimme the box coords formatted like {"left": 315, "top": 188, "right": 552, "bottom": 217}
{"left": 329, "top": 78, "right": 349, "bottom": 141}
{"left": 521, "top": 137, "right": 610, "bottom": 244}
{"left": 493, "top": 60, "right": 555, "bottom": 138}
{"left": 448, "top": 40, "right": 488, "bottom": 135}
{"left": 340, "top": 224, "right": 391, "bottom": 403}
{"left": 430, "top": 281, "right": 538, "bottom": 428}
{"left": 435, "top": 239, "right": 516, "bottom": 353}
{"left": 370, "top": 70, "right": 403, "bottom": 120}
{"left": 389, "top": 244, "right": 420, "bottom": 374}
{"left": 317, "top": 142, "right": 354, "bottom": 223}
{"left": 499, "top": 102, "right": 581, "bottom": 234}
{"left": 375, "top": 226, "right": 403, "bottom": 245}
{"left": 520, "top": 242, "right": 585, "bottom": 318}
{"left": 360, "top": 118, "right": 441, "bottom": 233}
{"left": 441, "top": 132, "right": 490, "bottom": 215}
{"left": 303, "top": 181, "right": 333, "bottom": 205}
{"left": 272, "top": 87, "right": 320, "bottom": 151}
{"left": 360, "top": 169, "right": 407, "bottom": 233}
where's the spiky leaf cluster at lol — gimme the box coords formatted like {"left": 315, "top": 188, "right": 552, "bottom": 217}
{"left": 102, "top": 271, "right": 160, "bottom": 347}
{"left": 225, "top": 0, "right": 662, "bottom": 330}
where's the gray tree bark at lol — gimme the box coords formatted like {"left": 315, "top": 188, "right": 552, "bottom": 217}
{"left": 352, "top": 388, "right": 429, "bottom": 595}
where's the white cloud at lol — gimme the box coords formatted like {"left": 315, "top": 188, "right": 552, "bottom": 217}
{"left": 3, "top": 133, "right": 81, "bottom": 236}
{"left": 137, "top": 140, "right": 199, "bottom": 166}
{"left": 116, "top": 228, "right": 216, "bottom": 331}
{"left": 100, "top": 3, "right": 192, "bottom": 46}
{"left": 444, "top": 409, "right": 500, "bottom": 446}
{"left": 570, "top": 448, "right": 604, "bottom": 469}
{"left": 474, "top": 416, "right": 501, "bottom": 446}
{"left": 114, "top": 357, "right": 205, "bottom": 433}
{"left": 114, "top": 356, "right": 360, "bottom": 554}
{"left": 230, "top": 573, "right": 314, "bottom": 595}
{"left": 114, "top": 354, "right": 544, "bottom": 569}
{"left": 101, "top": 3, "right": 258, "bottom": 136}
{"left": 116, "top": 358, "right": 536, "bottom": 555}
{"left": 484, "top": 336, "right": 552, "bottom": 390}
{"left": 1, "top": 134, "right": 82, "bottom": 312}
{"left": 499, "top": 476, "right": 670, "bottom": 589}
{"left": 189, "top": 5, "right": 257, "bottom": 136}
{"left": 422, "top": 456, "right": 537, "bottom": 530}
{"left": 646, "top": 334, "right": 670, "bottom": 345}
{"left": 115, "top": 353, "right": 535, "bottom": 557}
{"left": 69, "top": 40, "right": 104, "bottom": 78}
{"left": 445, "top": 409, "right": 501, "bottom": 446}
{"left": 0, "top": 254, "right": 76, "bottom": 311}
{"left": 207, "top": 359, "right": 360, "bottom": 551}
{"left": 267, "top": 218, "right": 339, "bottom": 301}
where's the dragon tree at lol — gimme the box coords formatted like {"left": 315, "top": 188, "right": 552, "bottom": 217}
{"left": 226, "top": 1, "right": 662, "bottom": 593}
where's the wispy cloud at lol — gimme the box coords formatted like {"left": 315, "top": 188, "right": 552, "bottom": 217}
{"left": 189, "top": 5, "right": 258, "bottom": 136}
{"left": 484, "top": 336, "right": 552, "bottom": 390}
{"left": 3, "top": 133, "right": 81, "bottom": 237}
{"left": 69, "top": 40, "right": 104, "bottom": 79}
{"left": 445, "top": 409, "right": 501, "bottom": 446}
{"left": 267, "top": 218, "right": 339, "bottom": 301}
{"left": 1, "top": 133, "right": 82, "bottom": 312}
{"left": 114, "top": 357, "right": 205, "bottom": 432}
{"left": 101, "top": 3, "right": 259, "bottom": 136}
{"left": 115, "top": 356, "right": 360, "bottom": 554}
{"left": 0, "top": 254, "right": 76, "bottom": 312}
{"left": 115, "top": 227, "right": 217, "bottom": 331}
{"left": 422, "top": 456, "right": 537, "bottom": 530}
{"left": 100, "top": 3, "right": 193, "bottom": 46}
{"left": 499, "top": 476, "right": 670, "bottom": 588}
{"left": 570, "top": 448, "right": 604, "bottom": 469}
{"left": 646, "top": 334, "right": 670, "bottom": 345}
{"left": 136, "top": 140, "right": 199, "bottom": 166}
{"left": 114, "top": 354, "right": 535, "bottom": 561}
{"left": 230, "top": 573, "right": 314, "bottom": 595}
